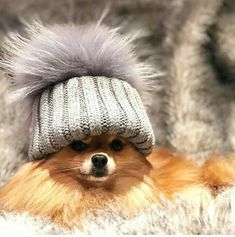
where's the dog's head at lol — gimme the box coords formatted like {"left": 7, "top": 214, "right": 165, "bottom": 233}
{"left": 46, "top": 135, "right": 151, "bottom": 187}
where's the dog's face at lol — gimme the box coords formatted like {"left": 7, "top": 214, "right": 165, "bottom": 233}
{"left": 46, "top": 135, "right": 151, "bottom": 187}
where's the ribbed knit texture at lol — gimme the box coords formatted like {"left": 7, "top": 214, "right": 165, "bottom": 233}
{"left": 29, "top": 76, "right": 155, "bottom": 160}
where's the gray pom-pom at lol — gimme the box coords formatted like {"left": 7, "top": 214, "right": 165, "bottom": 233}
{"left": 1, "top": 21, "right": 154, "bottom": 128}
{"left": 2, "top": 21, "right": 153, "bottom": 98}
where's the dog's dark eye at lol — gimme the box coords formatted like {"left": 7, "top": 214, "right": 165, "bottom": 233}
{"left": 110, "top": 139, "right": 124, "bottom": 152}
{"left": 71, "top": 141, "right": 88, "bottom": 152}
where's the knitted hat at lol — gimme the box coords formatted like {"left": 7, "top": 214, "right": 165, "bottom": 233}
{"left": 3, "top": 22, "right": 155, "bottom": 160}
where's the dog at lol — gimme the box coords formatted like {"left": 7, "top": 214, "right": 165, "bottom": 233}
{"left": 0, "top": 22, "right": 211, "bottom": 230}
{"left": 0, "top": 135, "right": 210, "bottom": 229}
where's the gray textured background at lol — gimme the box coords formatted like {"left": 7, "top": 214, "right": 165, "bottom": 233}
{"left": 1, "top": 0, "right": 235, "bottom": 234}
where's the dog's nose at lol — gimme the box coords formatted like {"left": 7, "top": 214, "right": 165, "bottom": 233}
{"left": 91, "top": 154, "right": 108, "bottom": 169}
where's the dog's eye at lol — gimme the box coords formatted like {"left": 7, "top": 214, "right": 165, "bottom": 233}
{"left": 110, "top": 139, "right": 124, "bottom": 152}
{"left": 71, "top": 141, "right": 88, "bottom": 152}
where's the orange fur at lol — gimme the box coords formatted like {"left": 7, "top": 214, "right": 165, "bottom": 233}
{"left": 0, "top": 135, "right": 209, "bottom": 229}
{"left": 202, "top": 154, "right": 235, "bottom": 195}
{"left": 148, "top": 149, "right": 208, "bottom": 199}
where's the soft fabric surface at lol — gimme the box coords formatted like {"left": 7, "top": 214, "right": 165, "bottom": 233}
{"left": 0, "top": 192, "right": 235, "bottom": 235}
{"left": 1, "top": 0, "right": 235, "bottom": 234}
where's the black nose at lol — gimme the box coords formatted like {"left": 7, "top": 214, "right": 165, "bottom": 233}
{"left": 91, "top": 154, "right": 108, "bottom": 169}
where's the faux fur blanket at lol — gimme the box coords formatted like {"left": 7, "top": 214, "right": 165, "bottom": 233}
{"left": 1, "top": 0, "right": 235, "bottom": 234}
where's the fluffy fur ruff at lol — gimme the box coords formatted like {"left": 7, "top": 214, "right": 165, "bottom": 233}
{"left": 2, "top": 21, "right": 154, "bottom": 127}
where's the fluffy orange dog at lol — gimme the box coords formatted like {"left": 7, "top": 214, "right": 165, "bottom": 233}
{"left": 0, "top": 22, "right": 211, "bottom": 230}
{"left": 0, "top": 135, "right": 210, "bottom": 229}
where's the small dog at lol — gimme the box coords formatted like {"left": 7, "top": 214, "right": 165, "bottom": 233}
{"left": 0, "top": 135, "right": 210, "bottom": 229}
{"left": 0, "top": 22, "right": 211, "bottom": 230}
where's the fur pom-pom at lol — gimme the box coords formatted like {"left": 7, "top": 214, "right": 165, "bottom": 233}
{"left": 2, "top": 21, "right": 153, "bottom": 99}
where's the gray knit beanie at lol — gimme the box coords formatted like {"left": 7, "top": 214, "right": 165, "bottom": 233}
{"left": 2, "top": 22, "right": 155, "bottom": 160}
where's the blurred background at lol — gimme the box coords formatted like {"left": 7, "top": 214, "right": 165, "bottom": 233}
{"left": 0, "top": 0, "right": 172, "bottom": 62}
